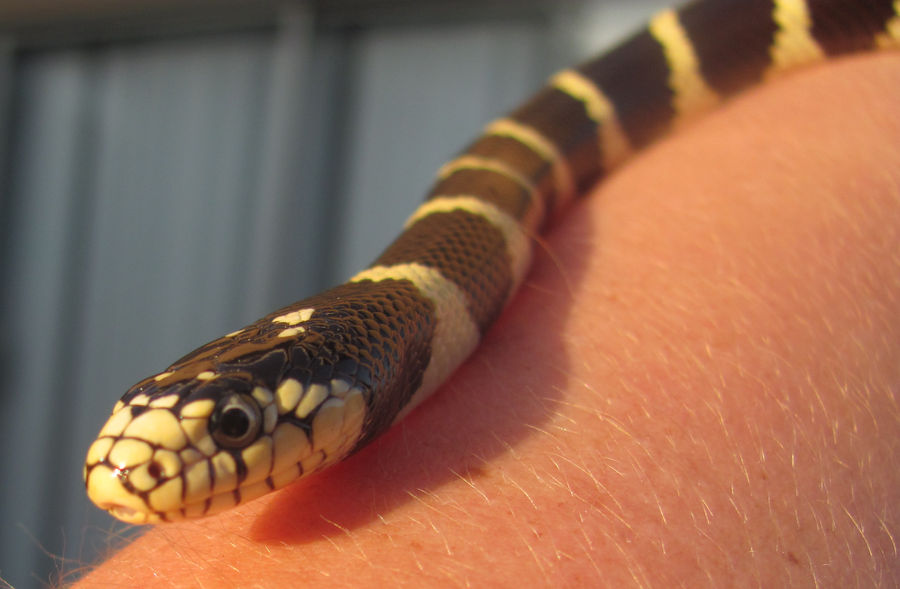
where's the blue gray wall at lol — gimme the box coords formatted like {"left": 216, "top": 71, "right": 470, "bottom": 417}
{"left": 0, "top": 1, "right": 667, "bottom": 586}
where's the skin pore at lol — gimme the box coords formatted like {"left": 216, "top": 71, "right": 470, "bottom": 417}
{"left": 73, "top": 53, "right": 899, "bottom": 587}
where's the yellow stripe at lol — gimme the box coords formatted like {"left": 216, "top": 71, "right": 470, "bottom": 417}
{"left": 351, "top": 263, "right": 480, "bottom": 421}
{"left": 767, "top": 0, "right": 826, "bottom": 77}
{"left": 550, "top": 69, "right": 633, "bottom": 178}
{"left": 406, "top": 195, "right": 532, "bottom": 292}
{"left": 648, "top": 9, "right": 720, "bottom": 121}
{"left": 484, "top": 117, "right": 576, "bottom": 206}
{"left": 438, "top": 154, "right": 536, "bottom": 189}
{"left": 876, "top": 0, "right": 900, "bottom": 49}
{"left": 437, "top": 154, "right": 545, "bottom": 225}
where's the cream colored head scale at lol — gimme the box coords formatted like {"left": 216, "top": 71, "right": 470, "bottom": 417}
{"left": 85, "top": 369, "right": 367, "bottom": 524}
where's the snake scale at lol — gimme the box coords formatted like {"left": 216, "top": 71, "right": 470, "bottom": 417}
{"left": 85, "top": 0, "right": 900, "bottom": 524}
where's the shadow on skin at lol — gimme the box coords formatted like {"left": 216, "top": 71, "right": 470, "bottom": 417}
{"left": 72, "top": 53, "right": 900, "bottom": 588}
{"left": 249, "top": 214, "right": 597, "bottom": 542}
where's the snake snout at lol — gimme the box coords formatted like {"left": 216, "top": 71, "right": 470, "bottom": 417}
{"left": 84, "top": 461, "right": 154, "bottom": 524}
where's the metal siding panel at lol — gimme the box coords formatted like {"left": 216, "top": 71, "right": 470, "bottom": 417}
{"left": 0, "top": 50, "right": 96, "bottom": 588}
{"left": 0, "top": 33, "right": 287, "bottom": 587}
{"left": 330, "top": 21, "right": 551, "bottom": 284}
{"left": 63, "top": 32, "right": 279, "bottom": 571}
{"left": 242, "top": 5, "right": 327, "bottom": 313}
{"left": 0, "top": 3, "right": 631, "bottom": 586}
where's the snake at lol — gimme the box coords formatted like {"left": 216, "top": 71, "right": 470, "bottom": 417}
{"left": 84, "top": 0, "right": 900, "bottom": 524}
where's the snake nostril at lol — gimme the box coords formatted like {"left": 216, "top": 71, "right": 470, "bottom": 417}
{"left": 147, "top": 461, "right": 163, "bottom": 480}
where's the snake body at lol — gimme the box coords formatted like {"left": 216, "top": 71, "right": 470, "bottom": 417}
{"left": 85, "top": 0, "right": 900, "bottom": 524}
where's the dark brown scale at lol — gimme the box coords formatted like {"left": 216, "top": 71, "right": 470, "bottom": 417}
{"left": 809, "top": 0, "right": 897, "bottom": 55}
{"left": 374, "top": 210, "right": 513, "bottom": 333}
{"left": 678, "top": 0, "right": 778, "bottom": 96}
{"left": 275, "top": 280, "right": 435, "bottom": 446}
{"left": 577, "top": 28, "right": 675, "bottom": 150}
{"left": 509, "top": 86, "right": 603, "bottom": 193}
{"left": 458, "top": 133, "right": 556, "bottom": 219}
{"left": 427, "top": 167, "right": 534, "bottom": 219}
{"left": 120, "top": 279, "right": 435, "bottom": 448}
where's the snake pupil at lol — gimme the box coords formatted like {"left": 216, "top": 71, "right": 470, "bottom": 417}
{"left": 221, "top": 408, "right": 250, "bottom": 437}
{"left": 210, "top": 393, "right": 262, "bottom": 448}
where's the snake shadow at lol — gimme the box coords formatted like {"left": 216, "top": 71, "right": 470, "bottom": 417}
{"left": 249, "top": 201, "right": 597, "bottom": 544}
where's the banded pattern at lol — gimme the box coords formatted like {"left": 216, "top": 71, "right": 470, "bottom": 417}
{"left": 85, "top": 0, "right": 900, "bottom": 524}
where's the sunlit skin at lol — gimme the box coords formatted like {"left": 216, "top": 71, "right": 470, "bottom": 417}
{"left": 72, "top": 55, "right": 899, "bottom": 588}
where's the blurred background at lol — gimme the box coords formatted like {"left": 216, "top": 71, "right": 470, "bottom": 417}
{"left": 0, "top": 1, "right": 668, "bottom": 586}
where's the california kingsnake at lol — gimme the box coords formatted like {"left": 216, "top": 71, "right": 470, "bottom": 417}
{"left": 85, "top": 0, "right": 900, "bottom": 524}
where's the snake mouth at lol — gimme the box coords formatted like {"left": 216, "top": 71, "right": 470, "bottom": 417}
{"left": 98, "top": 497, "right": 215, "bottom": 525}
{"left": 89, "top": 458, "right": 311, "bottom": 524}
{"left": 93, "top": 487, "right": 247, "bottom": 524}
{"left": 103, "top": 503, "right": 150, "bottom": 525}
{"left": 86, "top": 376, "right": 369, "bottom": 524}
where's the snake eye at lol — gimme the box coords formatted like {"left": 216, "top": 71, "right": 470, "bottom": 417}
{"left": 210, "top": 394, "right": 261, "bottom": 448}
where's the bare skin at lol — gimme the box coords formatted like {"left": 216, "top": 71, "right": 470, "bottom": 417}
{"left": 73, "top": 53, "right": 899, "bottom": 588}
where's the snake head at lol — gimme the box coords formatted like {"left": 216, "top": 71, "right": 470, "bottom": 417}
{"left": 84, "top": 364, "right": 367, "bottom": 524}
{"left": 84, "top": 289, "right": 427, "bottom": 524}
